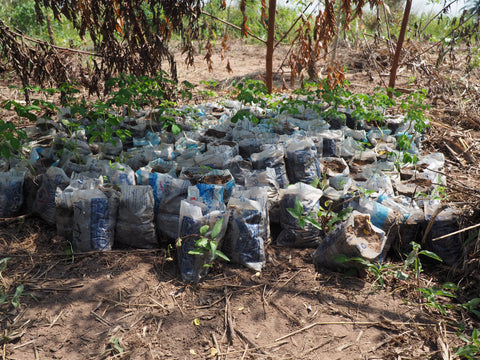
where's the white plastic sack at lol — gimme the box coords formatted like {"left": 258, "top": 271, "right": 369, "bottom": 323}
{"left": 224, "top": 196, "right": 267, "bottom": 272}
{"left": 277, "top": 183, "right": 323, "bottom": 247}
{"left": 72, "top": 188, "right": 120, "bottom": 252}
{"left": 0, "top": 169, "right": 25, "bottom": 218}
{"left": 115, "top": 185, "right": 157, "bottom": 248}
{"left": 313, "top": 211, "right": 387, "bottom": 270}
{"left": 177, "top": 199, "right": 229, "bottom": 282}
{"left": 33, "top": 167, "right": 70, "bottom": 225}
{"left": 251, "top": 148, "right": 289, "bottom": 188}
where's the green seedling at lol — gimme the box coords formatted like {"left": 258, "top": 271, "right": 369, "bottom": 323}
{"left": 185, "top": 218, "right": 229, "bottom": 267}
{"left": 418, "top": 282, "right": 457, "bottom": 315}
{"left": 101, "top": 336, "right": 125, "bottom": 356}
{"left": 287, "top": 197, "right": 352, "bottom": 234}
{"left": 404, "top": 241, "right": 442, "bottom": 279}
{"left": 335, "top": 255, "right": 409, "bottom": 289}
{"left": 455, "top": 329, "right": 480, "bottom": 359}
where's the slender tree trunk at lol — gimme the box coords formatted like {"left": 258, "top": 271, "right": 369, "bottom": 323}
{"left": 46, "top": 13, "right": 55, "bottom": 45}
{"left": 266, "top": 0, "right": 277, "bottom": 94}
{"left": 388, "top": 0, "right": 412, "bottom": 96}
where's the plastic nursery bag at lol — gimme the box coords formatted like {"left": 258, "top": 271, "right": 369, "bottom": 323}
{"left": 72, "top": 188, "right": 120, "bottom": 252}
{"left": 199, "top": 169, "right": 235, "bottom": 200}
{"left": 188, "top": 183, "right": 225, "bottom": 211}
{"left": 115, "top": 185, "right": 157, "bottom": 249}
{"left": 244, "top": 167, "right": 281, "bottom": 223}
{"left": 224, "top": 196, "right": 267, "bottom": 272}
{"left": 176, "top": 199, "right": 229, "bottom": 282}
{"left": 136, "top": 170, "right": 191, "bottom": 215}
{"left": 231, "top": 186, "right": 270, "bottom": 242}
{"left": 276, "top": 183, "right": 324, "bottom": 248}
{"left": 312, "top": 211, "right": 387, "bottom": 271}
{"left": 227, "top": 156, "right": 253, "bottom": 186}
{"left": 0, "top": 169, "right": 25, "bottom": 218}
{"left": 284, "top": 138, "right": 323, "bottom": 184}
{"left": 251, "top": 147, "right": 289, "bottom": 188}
{"left": 55, "top": 172, "right": 104, "bottom": 239}
{"left": 100, "top": 162, "right": 136, "bottom": 186}
{"left": 33, "top": 167, "right": 70, "bottom": 225}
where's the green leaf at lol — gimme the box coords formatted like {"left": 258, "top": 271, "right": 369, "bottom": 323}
{"left": 395, "top": 270, "right": 409, "bottom": 281}
{"left": 209, "top": 240, "right": 217, "bottom": 256}
{"left": 211, "top": 218, "right": 224, "bottom": 240}
{"left": 199, "top": 225, "right": 209, "bottom": 236}
{"left": 419, "top": 250, "right": 442, "bottom": 262}
{"left": 171, "top": 123, "right": 182, "bottom": 135}
{"left": 188, "top": 249, "right": 205, "bottom": 255}
{"left": 215, "top": 250, "right": 230, "bottom": 262}
{"left": 195, "top": 237, "right": 209, "bottom": 249}
{"left": 442, "top": 282, "right": 458, "bottom": 291}
{"left": 294, "top": 197, "right": 303, "bottom": 215}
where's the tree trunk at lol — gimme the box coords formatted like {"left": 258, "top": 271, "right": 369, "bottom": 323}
{"left": 46, "top": 13, "right": 55, "bottom": 45}
{"left": 266, "top": 0, "right": 277, "bottom": 94}
{"left": 388, "top": 0, "right": 412, "bottom": 96}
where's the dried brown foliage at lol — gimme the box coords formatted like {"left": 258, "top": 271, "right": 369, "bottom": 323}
{"left": 288, "top": 0, "right": 381, "bottom": 86}
{"left": 0, "top": 1, "right": 203, "bottom": 100}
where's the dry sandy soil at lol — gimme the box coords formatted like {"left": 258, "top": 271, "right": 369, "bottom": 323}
{"left": 1, "top": 40, "right": 480, "bottom": 360}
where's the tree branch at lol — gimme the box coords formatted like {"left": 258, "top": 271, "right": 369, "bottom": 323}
{"left": 201, "top": 11, "right": 266, "bottom": 44}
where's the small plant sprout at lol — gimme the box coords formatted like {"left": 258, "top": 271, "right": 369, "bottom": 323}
{"left": 185, "top": 218, "right": 229, "bottom": 267}
{"left": 287, "top": 197, "right": 352, "bottom": 234}
{"left": 404, "top": 241, "right": 442, "bottom": 279}
{"left": 455, "top": 329, "right": 480, "bottom": 359}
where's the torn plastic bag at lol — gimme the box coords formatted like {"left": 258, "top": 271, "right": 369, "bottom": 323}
{"left": 365, "top": 174, "right": 394, "bottom": 196}
{"left": 33, "top": 167, "right": 70, "bottom": 225}
{"left": 316, "top": 129, "right": 343, "bottom": 157}
{"left": 0, "top": 169, "right": 25, "bottom": 218}
{"left": 224, "top": 197, "right": 267, "bottom": 272}
{"left": 124, "top": 145, "right": 163, "bottom": 170}
{"left": 231, "top": 185, "right": 270, "bottom": 242}
{"left": 177, "top": 199, "right": 229, "bottom": 282}
{"left": 55, "top": 172, "right": 104, "bottom": 239}
{"left": 226, "top": 156, "right": 253, "bottom": 186}
{"left": 101, "top": 137, "right": 123, "bottom": 159}
{"left": 199, "top": 169, "right": 235, "bottom": 200}
{"left": 312, "top": 211, "right": 387, "bottom": 271}
{"left": 208, "top": 140, "right": 239, "bottom": 157}
{"left": 276, "top": 183, "right": 323, "bottom": 247}
{"left": 193, "top": 149, "right": 234, "bottom": 169}
{"left": 251, "top": 147, "right": 289, "bottom": 189}
{"left": 133, "top": 131, "right": 161, "bottom": 147}
{"left": 425, "top": 207, "right": 462, "bottom": 266}
{"left": 136, "top": 170, "right": 191, "bottom": 216}
{"left": 352, "top": 196, "right": 397, "bottom": 233}
{"left": 121, "top": 115, "right": 147, "bottom": 138}
{"left": 321, "top": 157, "right": 350, "bottom": 178}
{"left": 285, "top": 138, "right": 323, "bottom": 184}
{"left": 100, "top": 162, "right": 135, "bottom": 186}
{"left": 175, "top": 136, "right": 205, "bottom": 155}
{"left": 72, "top": 187, "right": 119, "bottom": 252}
{"left": 244, "top": 167, "right": 280, "bottom": 223}
{"left": 115, "top": 185, "right": 157, "bottom": 248}
{"left": 188, "top": 183, "right": 225, "bottom": 211}
{"left": 146, "top": 158, "right": 177, "bottom": 176}
{"left": 179, "top": 166, "right": 210, "bottom": 184}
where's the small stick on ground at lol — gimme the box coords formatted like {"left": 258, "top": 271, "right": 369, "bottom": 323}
{"left": 235, "top": 327, "right": 268, "bottom": 355}
{"left": 225, "top": 289, "right": 236, "bottom": 345}
{"left": 269, "top": 300, "right": 302, "bottom": 326}
{"left": 275, "top": 321, "right": 436, "bottom": 342}
{"left": 211, "top": 332, "right": 221, "bottom": 360}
